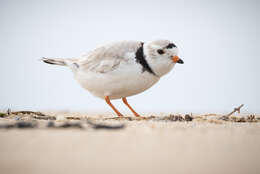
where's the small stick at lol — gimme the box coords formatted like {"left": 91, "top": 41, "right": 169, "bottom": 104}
{"left": 226, "top": 104, "right": 244, "bottom": 117}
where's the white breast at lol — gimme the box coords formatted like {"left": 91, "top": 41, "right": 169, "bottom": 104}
{"left": 74, "top": 59, "right": 160, "bottom": 100}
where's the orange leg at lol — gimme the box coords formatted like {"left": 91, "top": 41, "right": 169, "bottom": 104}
{"left": 105, "top": 96, "right": 123, "bottom": 117}
{"left": 122, "top": 97, "right": 140, "bottom": 117}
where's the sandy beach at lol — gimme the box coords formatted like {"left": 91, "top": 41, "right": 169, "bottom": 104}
{"left": 0, "top": 112, "right": 260, "bottom": 174}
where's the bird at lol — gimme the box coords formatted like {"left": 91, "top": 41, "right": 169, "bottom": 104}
{"left": 42, "top": 40, "right": 184, "bottom": 117}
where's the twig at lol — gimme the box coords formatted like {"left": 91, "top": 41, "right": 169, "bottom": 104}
{"left": 226, "top": 104, "right": 244, "bottom": 117}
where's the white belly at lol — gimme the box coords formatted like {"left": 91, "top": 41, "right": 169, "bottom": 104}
{"left": 74, "top": 63, "right": 160, "bottom": 100}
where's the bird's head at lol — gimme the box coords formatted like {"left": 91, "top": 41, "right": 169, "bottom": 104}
{"left": 144, "top": 39, "right": 183, "bottom": 77}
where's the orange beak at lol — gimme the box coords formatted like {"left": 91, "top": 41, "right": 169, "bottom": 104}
{"left": 172, "top": 56, "right": 184, "bottom": 64}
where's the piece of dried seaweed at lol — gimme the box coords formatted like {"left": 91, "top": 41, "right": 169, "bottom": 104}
{"left": 246, "top": 115, "right": 257, "bottom": 122}
{"left": 160, "top": 115, "right": 184, "bottom": 122}
{"left": 0, "top": 113, "right": 6, "bottom": 118}
{"left": 11, "top": 111, "right": 47, "bottom": 116}
{"left": 0, "top": 121, "right": 38, "bottom": 129}
{"left": 66, "top": 117, "right": 81, "bottom": 120}
{"left": 7, "top": 109, "right": 56, "bottom": 120}
{"left": 59, "top": 122, "right": 83, "bottom": 129}
{"left": 87, "top": 120, "right": 125, "bottom": 130}
{"left": 32, "top": 115, "right": 56, "bottom": 120}
{"left": 47, "top": 121, "right": 83, "bottom": 129}
{"left": 184, "top": 114, "right": 193, "bottom": 121}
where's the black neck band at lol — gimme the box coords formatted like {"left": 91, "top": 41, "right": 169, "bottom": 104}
{"left": 135, "top": 42, "right": 156, "bottom": 75}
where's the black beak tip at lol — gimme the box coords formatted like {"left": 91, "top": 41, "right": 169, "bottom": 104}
{"left": 177, "top": 59, "right": 184, "bottom": 64}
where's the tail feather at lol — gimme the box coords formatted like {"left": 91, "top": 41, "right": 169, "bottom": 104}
{"left": 41, "top": 57, "right": 66, "bottom": 66}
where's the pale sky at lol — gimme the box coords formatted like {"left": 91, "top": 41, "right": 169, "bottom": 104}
{"left": 0, "top": 0, "right": 259, "bottom": 114}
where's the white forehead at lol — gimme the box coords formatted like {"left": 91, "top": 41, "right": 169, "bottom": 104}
{"left": 148, "top": 39, "right": 176, "bottom": 49}
{"left": 150, "top": 40, "right": 172, "bottom": 47}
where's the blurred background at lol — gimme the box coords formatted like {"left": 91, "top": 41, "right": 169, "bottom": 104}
{"left": 0, "top": 0, "right": 259, "bottom": 114}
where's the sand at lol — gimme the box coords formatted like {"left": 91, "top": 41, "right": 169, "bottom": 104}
{"left": 0, "top": 112, "right": 260, "bottom": 174}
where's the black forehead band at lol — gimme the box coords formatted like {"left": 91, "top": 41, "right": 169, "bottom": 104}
{"left": 165, "top": 43, "right": 177, "bottom": 49}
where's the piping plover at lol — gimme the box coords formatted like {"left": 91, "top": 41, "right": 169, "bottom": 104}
{"left": 42, "top": 40, "right": 184, "bottom": 117}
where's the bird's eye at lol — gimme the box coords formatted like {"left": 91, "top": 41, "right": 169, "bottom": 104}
{"left": 166, "top": 43, "right": 176, "bottom": 49}
{"left": 157, "top": 49, "right": 164, "bottom": 54}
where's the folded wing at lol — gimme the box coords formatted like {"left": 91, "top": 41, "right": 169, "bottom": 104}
{"left": 78, "top": 41, "right": 142, "bottom": 73}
